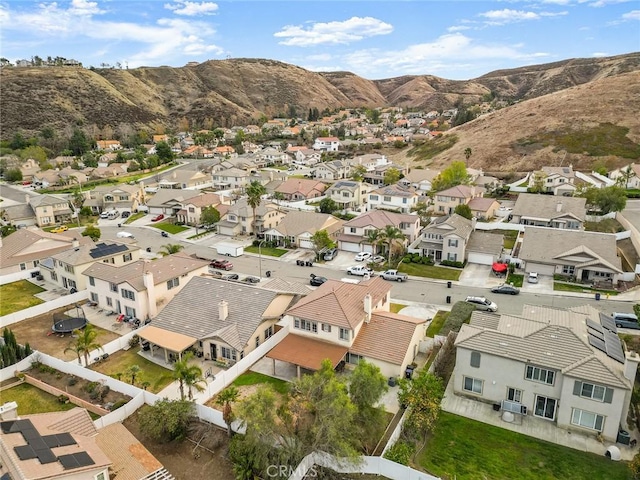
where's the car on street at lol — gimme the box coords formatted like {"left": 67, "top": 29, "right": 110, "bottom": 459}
{"left": 161, "top": 231, "right": 169, "bottom": 237}
{"left": 323, "top": 248, "right": 338, "bottom": 261}
{"left": 210, "top": 259, "right": 233, "bottom": 270}
{"left": 152, "top": 214, "right": 165, "bottom": 222}
{"left": 380, "top": 270, "right": 408, "bottom": 282}
{"left": 242, "top": 276, "right": 261, "bottom": 284}
{"left": 612, "top": 312, "right": 640, "bottom": 329}
{"left": 310, "top": 274, "right": 328, "bottom": 286}
{"left": 354, "top": 252, "right": 372, "bottom": 262}
{"left": 121, "top": 211, "right": 131, "bottom": 218}
{"left": 490, "top": 284, "right": 520, "bottom": 295}
{"left": 371, "top": 255, "right": 385, "bottom": 264}
{"left": 465, "top": 296, "right": 498, "bottom": 312}
{"left": 347, "top": 265, "right": 374, "bottom": 276}
{"left": 208, "top": 270, "right": 224, "bottom": 278}
{"left": 223, "top": 273, "right": 240, "bottom": 281}
{"left": 50, "top": 225, "right": 69, "bottom": 233}
{"left": 527, "top": 272, "right": 539, "bottom": 284}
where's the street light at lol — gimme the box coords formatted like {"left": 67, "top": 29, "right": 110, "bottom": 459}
{"left": 258, "top": 239, "right": 266, "bottom": 278}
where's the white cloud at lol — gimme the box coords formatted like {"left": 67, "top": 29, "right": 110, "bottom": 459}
{"left": 479, "top": 8, "right": 566, "bottom": 26}
{"left": 274, "top": 16, "right": 393, "bottom": 47}
{"left": 621, "top": 9, "right": 640, "bottom": 20}
{"left": 69, "top": 0, "right": 105, "bottom": 16}
{"left": 164, "top": 1, "right": 219, "bottom": 16}
{"left": 580, "top": 0, "right": 633, "bottom": 7}
{"left": 447, "top": 25, "right": 471, "bottom": 32}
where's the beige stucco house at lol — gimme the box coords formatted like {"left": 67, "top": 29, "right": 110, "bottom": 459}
{"left": 263, "top": 211, "right": 344, "bottom": 249}
{"left": 29, "top": 195, "right": 73, "bottom": 227}
{"left": 338, "top": 209, "right": 421, "bottom": 253}
{"left": 408, "top": 214, "right": 473, "bottom": 263}
{"left": 511, "top": 193, "right": 586, "bottom": 230}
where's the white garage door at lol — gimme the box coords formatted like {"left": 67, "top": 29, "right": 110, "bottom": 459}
{"left": 526, "top": 263, "right": 555, "bottom": 276}
{"left": 299, "top": 239, "right": 314, "bottom": 249}
{"left": 467, "top": 252, "right": 495, "bottom": 266}
{"left": 339, "top": 241, "right": 362, "bottom": 253}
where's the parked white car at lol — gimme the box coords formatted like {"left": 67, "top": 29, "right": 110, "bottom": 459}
{"left": 354, "top": 252, "right": 372, "bottom": 262}
{"left": 347, "top": 265, "right": 374, "bottom": 276}
{"left": 380, "top": 270, "right": 408, "bottom": 282}
{"left": 527, "top": 272, "right": 539, "bottom": 284}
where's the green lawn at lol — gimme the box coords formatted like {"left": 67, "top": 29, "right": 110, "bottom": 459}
{"left": 244, "top": 245, "right": 288, "bottom": 257}
{"left": 90, "top": 348, "right": 174, "bottom": 393}
{"left": 1, "top": 383, "right": 77, "bottom": 415}
{"left": 232, "top": 371, "right": 290, "bottom": 395}
{"left": 419, "top": 412, "right": 631, "bottom": 480}
{"left": 507, "top": 273, "right": 524, "bottom": 287}
{"left": 151, "top": 222, "right": 190, "bottom": 234}
{"left": 390, "top": 303, "right": 406, "bottom": 314}
{"left": 425, "top": 311, "right": 449, "bottom": 337}
{"left": 554, "top": 282, "right": 618, "bottom": 296}
{"left": 398, "top": 263, "right": 462, "bottom": 281}
{"left": 124, "top": 212, "right": 145, "bottom": 224}
{"left": 0, "top": 280, "right": 45, "bottom": 316}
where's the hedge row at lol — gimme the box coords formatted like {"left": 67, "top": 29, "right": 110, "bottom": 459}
{"left": 440, "top": 302, "right": 476, "bottom": 336}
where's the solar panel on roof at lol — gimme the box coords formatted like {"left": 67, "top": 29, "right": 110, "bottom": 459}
{"left": 56, "top": 433, "right": 76, "bottom": 447}
{"left": 586, "top": 318, "right": 603, "bottom": 333}
{"left": 37, "top": 449, "right": 58, "bottom": 464}
{"left": 72, "top": 451, "right": 95, "bottom": 467}
{"left": 588, "top": 328, "right": 604, "bottom": 341}
{"left": 604, "top": 331, "right": 625, "bottom": 364}
{"left": 21, "top": 428, "right": 39, "bottom": 441}
{"left": 1, "top": 421, "right": 16, "bottom": 434}
{"left": 589, "top": 336, "right": 607, "bottom": 354}
{"left": 14, "top": 445, "right": 37, "bottom": 460}
{"left": 600, "top": 313, "right": 617, "bottom": 333}
{"left": 58, "top": 452, "right": 95, "bottom": 470}
{"left": 89, "top": 242, "right": 128, "bottom": 258}
{"left": 58, "top": 454, "right": 79, "bottom": 470}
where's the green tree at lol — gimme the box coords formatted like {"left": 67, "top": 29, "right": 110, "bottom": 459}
{"left": 139, "top": 399, "right": 194, "bottom": 442}
{"left": 349, "top": 360, "right": 388, "bottom": 410}
{"left": 68, "top": 128, "right": 91, "bottom": 156}
{"left": 159, "top": 244, "right": 184, "bottom": 256}
{"left": 310, "top": 229, "right": 335, "bottom": 260}
{"left": 411, "top": 202, "right": 431, "bottom": 226}
{"left": 246, "top": 180, "right": 266, "bottom": 235}
{"left": 155, "top": 141, "right": 174, "bottom": 163}
{"left": 580, "top": 186, "right": 627, "bottom": 214}
{"left": 5, "top": 168, "right": 23, "bottom": 183}
{"left": 398, "top": 369, "right": 444, "bottom": 440}
{"left": 318, "top": 197, "right": 339, "bottom": 214}
{"left": 454, "top": 204, "right": 473, "bottom": 220}
{"left": 166, "top": 352, "right": 206, "bottom": 400}
{"left": 126, "top": 364, "right": 141, "bottom": 385}
{"left": 199, "top": 206, "right": 220, "bottom": 227}
{"left": 464, "top": 147, "right": 472, "bottom": 166}
{"left": 19, "top": 145, "right": 47, "bottom": 163}
{"left": 383, "top": 167, "right": 401, "bottom": 186}
{"left": 350, "top": 164, "right": 367, "bottom": 182}
{"left": 431, "top": 161, "right": 470, "bottom": 192}
{"left": 380, "top": 225, "right": 405, "bottom": 265}
{"left": 615, "top": 165, "right": 637, "bottom": 188}
{"left": 633, "top": 304, "right": 640, "bottom": 319}
{"left": 64, "top": 324, "right": 102, "bottom": 366}
{"left": 81, "top": 225, "right": 101, "bottom": 241}
{"left": 361, "top": 228, "right": 381, "bottom": 255}
{"left": 216, "top": 386, "right": 240, "bottom": 437}
{"left": 365, "top": 108, "right": 381, "bottom": 124}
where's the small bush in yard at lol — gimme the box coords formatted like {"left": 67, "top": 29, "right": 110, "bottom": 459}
{"left": 67, "top": 376, "right": 78, "bottom": 386}
{"left": 383, "top": 441, "right": 415, "bottom": 465}
{"left": 440, "top": 302, "right": 476, "bottom": 335}
{"left": 111, "top": 400, "right": 128, "bottom": 410}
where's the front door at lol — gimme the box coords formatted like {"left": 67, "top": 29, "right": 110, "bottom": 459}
{"left": 116, "top": 300, "right": 121, "bottom": 314}
{"left": 210, "top": 344, "right": 217, "bottom": 361}
{"left": 581, "top": 270, "right": 589, "bottom": 281}
{"left": 534, "top": 395, "right": 556, "bottom": 420}
{"left": 62, "top": 277, "right": 68, "bottom": 288}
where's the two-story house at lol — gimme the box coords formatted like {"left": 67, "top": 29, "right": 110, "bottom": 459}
{"left": 212, "top": 167, "right": 254, "bottom": 191}
{"left": 83, "top": 253, "right": 209, "bottom": 321}
{"left": 367, "top": 184, "right": 419, "bottom": 214}
{"left": 138, "top": 276, "right": 297, "bottom": 365}
{"left": 408, "top": 213, "right": 473, "bottom": 263}
{"left": 263, "top": 211, "right": 344, "bottom": 249}
{"left": 518, "top": 227, "right": 623, "bottom": 284}
{"left": 324, "top": 180, "right": 373, "bottom": 212}
{"left": 269, "top": 277, "right": 427, "bottom": 378}
{"left": 217, "top": 198, "right": 285, "bottom": 236}
{"left": 528, "top": 166, "right": 577, "bottom": 196}
{"left": 28, "top": 195, "right": 73, "bottom": 227}
{"left": 362, "top": 163, "right": 408, "bottom": 186}
{"left": 453, "top": 304, "right": 638, "bottom": 442}
{"left": 158, "top": 169, "right": 210, "bottom": 189}
{"left": 39, "top": 240, "right": 140, "bottom": 292}
{"left": 175, "top": 192, "right": 229, "bottom": 226}
{"left": 290, "top": 148, "right": 322, "bottom": 167}
{"left": 338, "top": 210, "right": 421, "bottom": 253}
{"left": 399, "top": 168, "right": 441, "bottom": 192}
{"left": 274, "top": 178, "right": 327, "bottom": 201}
{"left": 314, "top": 160, "right": 351, "bottom": 181}
{"left": 85, "top": 184, "right": 144, "bottom": 215}
{"left": 312, "top": 136, "right": 340, "bottom": 151}
{"left": 349, "top": 154, "right": 389, "bottom": 172}
{"left": 256, "top": 148, "right": 290, "bottom": 165}
{"left": 432, "top": 185, "right": 483, "bottom": 215}
{"left": 146, "top": 189, "right": 201, "bottom": 217}
{"left": 511, "top": 193, "right": 586, "bottom": 230}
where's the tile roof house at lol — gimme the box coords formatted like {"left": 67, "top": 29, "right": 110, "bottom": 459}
{"left": 212, "top": 167, "right": 254, "bottom": 191}
{"left": 175, "top": 192, "right": 229, "bottom": 226}
{"left": 39, "top": 240, "right": 141, "bottom": 292}
{"left": 338, "top": 210, "right": 421, "bottom": 254}
{"left": 96, "top": 139, "right": 122, "bottom": 151}
{"left": 528, "top": 166, "right": 577, "bottom": 196}
{"left": 313, "top": 160, "right": 351, "bottom": 181}
{"left": 312, "top": 137, "right": 340, "bottom": 151}
{"left": 466, "top": 231, "right": 504, "bottom": 265}
{"left": 32, "top": 169, "right": 62, "bottom": 188}
{"left": 467, "top": 197, "right": 501, "bottom": 220}
{"left": 138, "top": 276, "right": 297, "bottom": 365}
{"left": 517, "top": 227, "right": 623, "bottom": 284}
{"left": 269, "top": 277, "right": 427, "bottom": 378}
{"left": 511, "top": 193, "right": 586, "bottom": 230}
{"left": 145, "top": 189, "right": 201, "bottom": 216}
{"left": 408, "top": 214, "right": 474, "bottom": 264}
{"left": 453, "top": 304, "right": 639, "bottom": 442}
{"left": 217, "top": 198, "right": 285, "bottom": 236}
{"left": 263, "top": 211, "right": 344, "bottom": 249}
{"left": 18, "top": 158, "right": 41, "bottom": 182}
{"left": 325, "top": 180, "right": 373, "bottom": 212}
{"left": 367, "top": 184, "right": 419, "bottom": 214}
{"left": 399, "top": 168, "right": 441, "bottom": 192}
{"left": 83, "top": 253, "right": 209, "bottom": 321}
{"left": 0, "top": 185, "right": 38, "bottom": 227}
{"left": 84, "top": 184, "right": 144, "bottom": 215}
{"left": 432, "top": 185, "right": 483, "bottom": 216}
{"left": 158, "top": 169, "right": 210, "bottom": 190}
{"left": 0, "top": 408, "right": 111, "bottom": 480}
{"left": 274, "top": 178, "right": 327, "bottom": 201}
{"left": 28, "top": 194, "right": 73, "bottom": 227}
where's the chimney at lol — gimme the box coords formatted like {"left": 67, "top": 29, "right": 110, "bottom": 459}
{"left": 218, "top": 300, "right": 229, "bottom": 321}
{"left": 624, "top": 351, "right": 640, "bottom": 382}
{"left": 556, "top": 202, "right": 562, "bottom": 213}
{"left": 72, "top": 238, "right": 79, "bottom": 248}
{"left": 143, "top": 269, "right": 157, "bottom": 318}
{"left": 0, "top": 401, "right": 19, "bottom": 421}
{"left": 364, "top": 293, "right": 372, "bottom": 323}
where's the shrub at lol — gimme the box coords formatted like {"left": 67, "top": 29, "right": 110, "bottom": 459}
{"left": 440, "top": 301, "right": 476, "bottom": 335}
{"left": 129, "top": 335, "right": 140, "bottom": 348}
{"left": 111, "top": 399, "right": 128, "bottom": 411}
{"left": 383, "top": 441, "right": 415, "bottom": 466}
{"left": 57, "top": 394, "right": 69, "bottom": 404}
{"left": 67, "top": 376, "right": 78, "bottom": 386}
{"left": 403, "top": 255, "right": 413, "bottom": 263}
{"left": 84, "top": 381, "right": 99, "bottom": 393}
{"left": 411, "top": 253, "right": 421, "bottom": 263}
{"left": 440, "top": 260, "right": 464, "bottom": 268}
{"left": 89, "top": 389, "right": 101, "bottom": 400}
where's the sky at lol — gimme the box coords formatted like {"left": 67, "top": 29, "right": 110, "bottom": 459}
{"left": 0, "top": 0, "right": 638, "bottom": 80}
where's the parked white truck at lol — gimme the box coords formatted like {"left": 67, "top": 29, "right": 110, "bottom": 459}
{"left": 216, "top": 242, "right": 244, "bottom": 257}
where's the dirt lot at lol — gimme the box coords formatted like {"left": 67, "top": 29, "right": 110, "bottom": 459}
{"left": 124, "top": 409, "right": 234, "bottom": 480}
{"left": 8, "top": 306, "right": 121, "bottom": 361}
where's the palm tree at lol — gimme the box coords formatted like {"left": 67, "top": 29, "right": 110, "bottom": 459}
{"left": 171, "top": 352, "right": 206, "bottom": 400}
{"left": 246, "top": 180, "right": 266, "bottom": 235}
{"left": 361, "top": 229, "right": 381, "bottom": 255}
{"left": 65, "top": 324, "right": 102, "bottom": 366}
{"left": 63, "top": 342, "right": 83, "bottom": 365}
{"left": 126, "top": 365, "right": 141, "bottom": 385}
{"left": 380, "top": 225, "right": 406, "bottom": 265}
{"left": 216, "top": 386, "right": 239, "bottom": 437}
{"left": 615, "top": 165, "right": 636, "bottom": 188}
{"left": 159, "top": 243, "right": 184, "bottom": 256}
{"left": 464, "top": 147, "right": 472, "bottom": 166}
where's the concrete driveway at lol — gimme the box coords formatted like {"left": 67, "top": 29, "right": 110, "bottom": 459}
{"left": 459, "top": 264, "right": 504, "bottom": 288}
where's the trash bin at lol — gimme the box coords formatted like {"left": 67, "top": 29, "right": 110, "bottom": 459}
{"left": 617, "top": 429, "right": 631, "bottom": 445}
{"left": 595, "top": 293, "right": 601, "bottom": 301}
{"left": 446, "top": 295, "right": 452, "bottom": 304}
{"left": 447, "top": 281, "right": 452, "bottom": 288}
{"left": 388, "top": 377, "right": 397, "bottom": 387}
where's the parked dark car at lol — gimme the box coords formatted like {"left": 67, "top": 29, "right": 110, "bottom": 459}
{"left": 310, "top": 273, "right": 328, "bottom": 286}
{"left": 161, "top": 231, "right": 169, "bottom": 237}
{"left": 210, "top": 259, "right": 233, "bottom": 270}
{"left": 242, "top": 276, "right": 261, "bottom": 284}
{"left": 490, "top": 284, "right": 520, "bottom": 295}
{"left": 612, "top": 312, "right": 640, "bottom": 329}
{"left": 121, "top": 211, "right": 131, "bottom": 218}
{"left": 223, "top": 273, "right": 240, "bottom": 281}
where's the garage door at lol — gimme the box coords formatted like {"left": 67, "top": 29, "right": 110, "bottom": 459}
{"left": 467, "top": 252, "right": 495, "bottom": 265}
{"left": 299, "top": 239, "right": 314, "bottom": 249}
{"left": 525, "top": 263, "right": 555, "bottom": 276}
{"left": 339, "top": 241, "right": 362, "bottom": 253}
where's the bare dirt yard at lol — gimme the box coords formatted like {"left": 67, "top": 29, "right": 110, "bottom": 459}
{"left": 8, "top": 306, "right": 120, "bottom": 361}
{"left": 123, "top": 409, "right": 235, "bottom": 480}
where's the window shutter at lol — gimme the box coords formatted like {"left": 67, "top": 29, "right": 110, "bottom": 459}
{"left": 470, "top": 351, "right": 481, "bottom": 368}
{"left": 573, "top": 381, "right": 582, "bottom": 396}
{"left": 604, "top": 388, "right": 613, "bottom": 404}
{"left": 595, "top": 415, "right": 604, "bottom": 431}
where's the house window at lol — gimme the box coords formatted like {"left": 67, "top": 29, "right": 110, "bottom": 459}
{"left": 96, "top": 473, "right": 106, "bottom": 480}
{"left": 562, "top": 265, "right": 575, "bottom": 275}
{"left": 507, "top": 387, "right": 522, "bottom": 403}
{"left": 123, "top": 253, "right": 132, "bottom": 262}
{"left": 89, "top": 276, "right": 95, "bottom": 286}
{"left": 64, "top": 264, "right": 74, "bottom": 273}
{"left": 571, "top": 408, "right": 604, "bottom": 432}
{"left": 342, "top": 192, "right": 350, "bottom": 198}
{"left": 103, "top": 258, "right": 115, "bottom": 264}
{"left": 448, "top": 239, "right": 458, "bottom": 247}
{"left": 106, "top": 297, "right": 112, "bottom": 307}
{"left": 264, "top": 326, "right": 273, "bottom": 339}
{"left": 525, "top": 365, "right": 555, "bottom": 385}
{"left": 463, "top": 376, "right": 483, "bottom": 394}
{"left": 255, "top": 337, "right": 260, "bottom": 348}
{"left": 402, "top": 198, "right": 407, "bottom": 204}
{"left": 296, "top": 319, "right": 317, "bottom": 333}
{"left": 470, "top": 351, "right": 481, "bottom": 368}
{"left": 322, "top": 324, "right": 332, "bottom": 333}
{"left": 167, "top": 277, "right": 180, "bottom": 290}
{"left": 125, "top": 306, "right": 136, "bottom": 317}
{"left": 447, "top": 253, "right": 457, "bottom": 261}
{"left": 573, "top": 381, "right": 612, "bottom": 403}
{"left": 370, "top": 195, "right": 378, "bottom": 201}
{"left": 68, "top": 279, "right": 77, "bottom": 290}
{"left": 221, "top": 346, "right": 234, "bottom": 360}
{"left": 20, "top": 263, "right": 26, "bottom": 271}
{"left": 349, "top": 227, "right": 356, "bottom": 233}
{"left": 90, "top": 292, "right": 98, "bottom": 302}
{"left": 384, "top": 196, "right": 392, "bottom": 202}
{"left": 50, "top": 271, "right": 58, "bottom": 281}
{"left": 339, "top": 328, "right": 350, "bottom": 341}
{"left": 121, "top": 289, "right": 135, "bottom": 300}
{"left": 347, "top": 352, "right": 363, "bottom": 364}
{"left": 110, "top": 282, "right": 118, "bottom": 292}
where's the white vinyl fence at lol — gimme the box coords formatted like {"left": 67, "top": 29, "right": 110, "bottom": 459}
{"left": 72, "top": 329, "right": 142, "bottom": 367}
{"left": 1, "top": 290, "right": 88, "bottom": 326}
{"left": 0, "top": 269, "right": 39, "bottom": 286}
